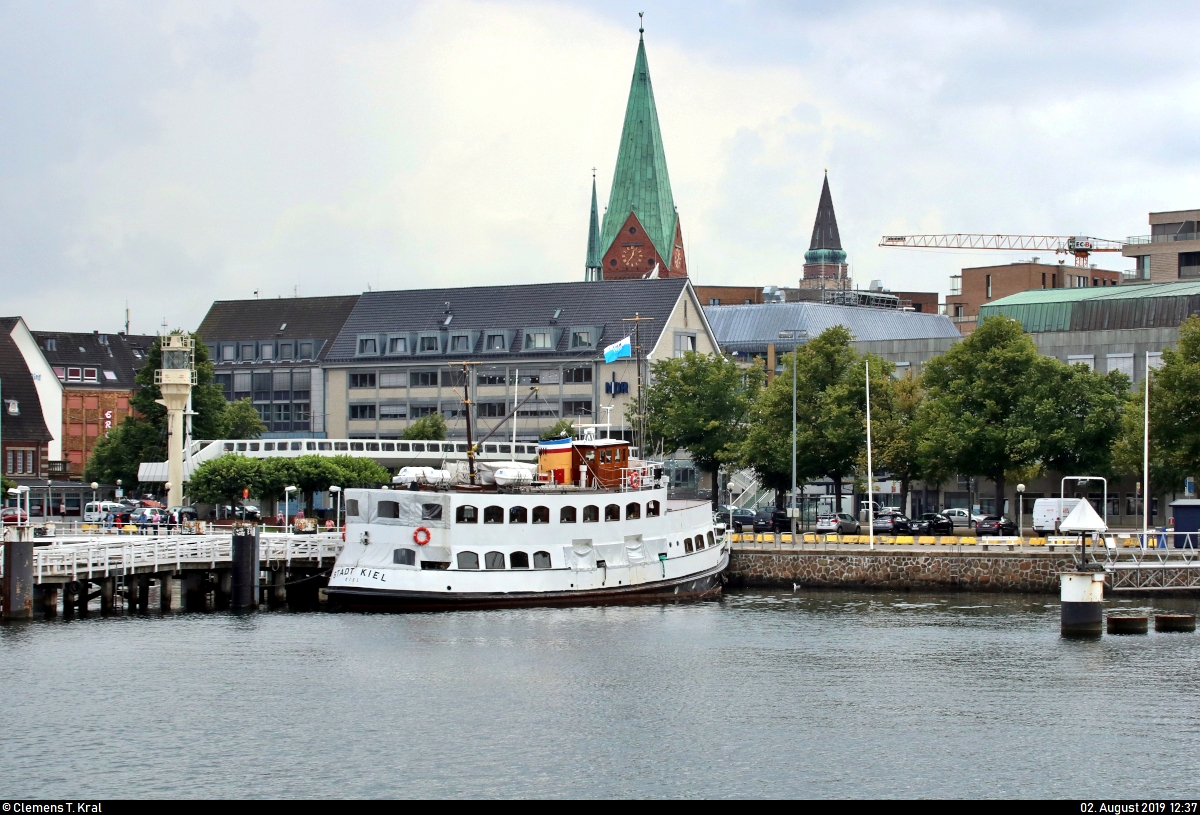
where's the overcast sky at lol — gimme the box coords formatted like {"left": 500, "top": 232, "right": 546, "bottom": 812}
{"left": 3, "top": 1, "right": 1197, "bottom": 335}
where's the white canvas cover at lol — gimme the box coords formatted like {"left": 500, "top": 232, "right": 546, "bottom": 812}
{"left": 624, "top": 535, "right": 647, "bottom": 565}
{"left": 475, "top": 461, "right": 538, "bottom": 486}
{"left": 368, "top": 491, "right": 450, "bottom": 528}
{"left": 565, "top": 539, "right": 596, "bottom": 571}
{"left": 595, "top": 542, "right": 629, "bottom": 568}
{"left": 1059, "top": 498, "right": 1108, "bottom": 533}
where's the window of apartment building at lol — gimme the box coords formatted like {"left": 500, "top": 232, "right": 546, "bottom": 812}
{"left": 380, "top": 404, "right": 407, "bottom": 420}
{"left": 233, "top": 372, "right": 251, "bottom": 400}
{"left": 411, "top": 371, "right": 437, "bottom": 387}
{"left": 477, "top": 373, "right": 508, "bottom": 386}
{"left": 517, "top": 404, "right": 558, "bottom": 417}
{"left": 486, "top": 334, "right": 506, "bottom": 351}
{"left": 299, "top": 341, "right": 314, "bottom": 359}
{"left": 450, "top": 334, "right": 471, "bottom": 352}
{"left": 103, "top": 370, "right": 117, "bottom": 380}
{"left": 1180, "top": 252, "right": 1200, "bottom": 279}
{"left": 274, "top": 403, "right": 291, "bottom": 424}
{"left": 253, "top": 373, "right": 271, "bottom": 401}
{"left": 272, "top": 371, "right": 291, "bottom": 400}
{"left": 442, "top": 405, "right": 466, "bottom": 419}
{"left": 357, "top": 337, "right": 378, "bottom": 355}
{"left": 954, "top": 305, "right": 964, "bottom": 318}
{"left": 221, "top": 344, "right": 236, "bottom": 361}
{"left": 411, "top": 405, "right": 438, "bottom": 418}
{"left": 563, "top": 400, "right": 592, "bottom": 416}
{"left": 1041, "top": 273, "right": 1046, "bottom": 289}
{"left": 214, "top": 373, "right": 232, "bottom": 397}
{"left": 44, "top": 338, "right": 56, "bottom": 351}
{"left": 477, "top": 402, "right": 506, "bottom": 417}
{"left": 255, "top": 404, "right": 270, "bottom": 422}
{"left": 280, "top": 343, "right": 294, "bottom": 360}
{"left": 525, "top": 331, "right": 551, "bottom": 350}
{"left": 563, "top": 366, "right": 592, "bottom": 383}
{"left": 571, "top": 330, "right": 594, "bottom": 348}
{"left": 419, "top": 336, "right": 440, "bottom": 353}
{"left": 440, "top": 370, "right": 467, "bottom": 388}
{"left": 292, "top": 370, "right": 310, "bottom": 400}
{"left": 709, "top": 298, "right": 719, "bottom": 305}
{"left": 388, "top": 336, "right": 408, "bottom": 355}
{"left": 1136, "top": 256, "right": 1151, "bottom": 280}
{"left": 260, "top": 343, "right": 274, "bottom": 360}
{"left": 379, "top": 371, "right": 406, "bottom": 388}
{"left": 986, "top": 274, "right": 992, "bottom": 299}
{"left": 53, "top": 367, "right": 65, "bottom": 380}
{"left": 67, "top": 368, "right": 81, "bottom": 381}
{"left": 349, "top": 404, "right": 376, "bottom": 420}
{"left": 293, "top": 403, "right": 310, "bottom": 423}
{"left": 83, "top": 368, "right": 98, "bottom": 382}
{"left": 237, "top": 343, "right": 252, "bottom": 360}
{"left": 1106, "top": 354, "right": 1134, "bottom": 379}
{"left": 350, "top": 373, "right": 376, "bottom": 389}
{"left": 674, "top": 333, "right": 697, "bottom": 357}
{"left": 1067, "top": 354, "right": 1095, "bottom": 371}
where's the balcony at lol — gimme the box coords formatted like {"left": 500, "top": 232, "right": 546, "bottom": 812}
{"left": 1125, "top": 233, "right": 1200, "bottom": 246}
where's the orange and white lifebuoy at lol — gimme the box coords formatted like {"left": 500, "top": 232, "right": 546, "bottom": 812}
{"left": 413, "top": 526, "right": 431, "bottom": 546}
{"left": 628, "top": 471, "right": 641, "bottom": 489}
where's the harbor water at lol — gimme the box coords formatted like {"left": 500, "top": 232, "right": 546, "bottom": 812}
{"left": 2, "top": 589, "right": 1199, "bottom": 798}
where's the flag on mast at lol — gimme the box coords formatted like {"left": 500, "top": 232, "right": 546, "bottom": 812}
{"left": 604, "top": 336, "right": 632, "bottom": 363}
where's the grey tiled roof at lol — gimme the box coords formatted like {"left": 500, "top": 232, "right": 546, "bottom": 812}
{"left": 0, "top": 318, "right": 53, "bottom": 442}
{"left": 197, "top": 295, "right": 361, "bottom": 360}
{"left": 326, "top": 279, "right": 690, "bottom": 364}
{"left": 705, "top": 302, "right": 961, "bottom": 353}
{"left": 33, "top": 331, "right": 155, "bottom": 390}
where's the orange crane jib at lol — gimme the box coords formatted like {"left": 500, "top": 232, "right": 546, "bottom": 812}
{"left": 879, "top": 234, "right": 1123, "bottom": 267}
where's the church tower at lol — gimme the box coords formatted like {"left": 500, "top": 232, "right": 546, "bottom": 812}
{"left": 800, "top": 172, "right": 850, "bottom": 289}
{"left": 594, "top": 22, "right": 687, "bottom": 280}
{"left": 585, "top": 172, "right": 602, "bottom": 281}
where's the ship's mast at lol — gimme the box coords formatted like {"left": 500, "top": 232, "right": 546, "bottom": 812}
{"left": 621, "top": 313, "right": 654, "bottom": 456}
{"left": 457, "top": 361, "right": 478, "bottom": 485}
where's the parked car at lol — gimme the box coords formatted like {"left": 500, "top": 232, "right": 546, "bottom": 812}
{"left": 751, "top": 507, "right": 789, "bottom": 533}
{"left": 1, "top": 507, "right": 29, "bottom": 523}
{"left": 913, "top": 512, "right": 955, "bottom": 535}
{"left": 977, "top": 515, "right": 1018, "bottom": 536}
{"left": 131, "top": 507, "right": 168, "bottom": 527}
{"left": 941, "top": 508, "right": 984, "bottom": 529}
{"left": 1033, "top": 498, "right": 1082, "bottom": 532}
{"left": 872, "top": 512, "right": 912, "bottom": 534}
{"left": 219, "top": 505, "right": 262, "bottom": 521}
{"left": 816, "top": 513, "right": 861, "bottom": 534}
{"left": 168, "top": 506, "right": 199, "bottom": 523}
{"left": 719, "top": 507, "right": 755, "bottom": 532}
{"left": 84, "top": 501, "right": 129, "bottom": 523}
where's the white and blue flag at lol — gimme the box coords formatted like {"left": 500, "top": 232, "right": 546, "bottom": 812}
{"left": 603, "top": 335, "right": 632, "bottom": 363}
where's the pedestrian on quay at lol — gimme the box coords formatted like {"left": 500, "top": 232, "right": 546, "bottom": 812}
{"left": 275, "top": 510, "right": 284, "bottom": 529}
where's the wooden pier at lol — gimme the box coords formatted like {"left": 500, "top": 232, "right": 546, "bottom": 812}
{"left": 2, "top": 532, "right": 343, "bottom": 618}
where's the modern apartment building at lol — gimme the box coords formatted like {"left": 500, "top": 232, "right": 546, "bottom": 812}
{"left": 946, "top": 261, "right": 1122, "bottom": 335}
{"left": 1123, "top": 208, "right": 1200, "bottom": 282}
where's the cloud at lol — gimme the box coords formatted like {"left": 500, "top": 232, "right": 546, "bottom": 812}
{"left": 1, "top": 0, "right": 1197, "bottom": 335}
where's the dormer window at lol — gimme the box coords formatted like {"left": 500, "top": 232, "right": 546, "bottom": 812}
{"left": 419, "top": 336, "right": 439, "bottom": 353}
{"left": 83, "top": 368, "right": 98, "bottom": 382}
{"left": 388, "top": 336, "right": 408, "bottom": 355}
{"left": 280, "top": 343, "right": 294, "bottom": 360}
{"left": 97, "top": 334, "right": 108, "bottom": 345}
{"left": 222, "top": 344, "right": 237, "bottom": 361}
{"left": 260, "top": 343, "right": 274, "bottom": 360}
{"left": 357, "top": 337, "right": 378, "bottom": 355}
{"left": 525, "top": 331, "right": 551, "bottom": 350}
{"left": 299, "top": 341, "right": 314, "bottom": 359}
{"left": 571, "top": 330, "right": 593, "bottom": 348}
{"left": 5, "top": 399, "right": 18, "bottom": 416}
{"left": 450, "top": 335, "right": 471, "bottom": 352}
{"left": 486, "top": 334, "right": 505, "bottom": 351}
{"left": 67, "top": 367, "right": 81, "bottom": 382}
{"left": 45, "top": 338, "right": 56, "bottom": 351}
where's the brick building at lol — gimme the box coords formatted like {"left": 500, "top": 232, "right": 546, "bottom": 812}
{"left": 0, "top": 317, "right": 60, "bottom": 480}
{"left": 946, "top": 261, "right": 1122, "bottom": 335}
{"left": 34, "top": 330, "right": 156, "bottom": 475}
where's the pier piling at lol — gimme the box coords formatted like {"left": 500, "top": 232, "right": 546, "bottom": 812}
{"left": 183, "top": 572, "right": 206, "bottom": 612}
{"left": 1107, "top": 615, "right": 1149, "bottom": 635}
{"left": 2, "top": 530, "right": 34, "bottom": 620}
{"left": 231, "top": 528, "right": 259, "bottom": 610}
{"left": 269, "top": 566, "right": 286, "bottom": 610}
{"left": 41, "top": 584, "right": 58, "bottom": 619}
{"left": 100, "top": 577, "right": 115, "bottom": 615}
{"left": 158, "top": 573, "right": 174, "bottom": 611}
{"left": 1154, "top": 614, "right": 1196, "bottom": 632}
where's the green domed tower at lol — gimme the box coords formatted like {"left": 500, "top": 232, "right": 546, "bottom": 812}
{"left": 801, "top": 172, "right": 850, "bottom": 289}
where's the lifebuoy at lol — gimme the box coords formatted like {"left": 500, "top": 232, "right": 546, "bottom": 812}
{"left": 629, "top": 471, "right": 641, "bottom": 489}
{"left": 413, "top": 526, "right": 431, "bottom": 546}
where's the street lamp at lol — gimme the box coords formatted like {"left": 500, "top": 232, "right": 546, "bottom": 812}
{"left": 284, "top": 486, "right": 297, "bottom": 534}
{"left": 90, "top": 481, "right": 99, "bottom": 525}
{"left": 1017, "top": 483, "right": 1026, "bottom": 541}
{"left": 329, "top": 485, "right": 342, "bottom": 533}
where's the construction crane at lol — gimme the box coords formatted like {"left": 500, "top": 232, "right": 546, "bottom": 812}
{"left": 879, "top": 234, "right": 1124, "bottom": 267}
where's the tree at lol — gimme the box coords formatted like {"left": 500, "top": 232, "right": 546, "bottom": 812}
{"left": 329, "top": 455, "right": 390, "bottom": 488}
{"left": 1113, "top": 315, "right": 1200, "bottom": 492}
{"left": 84, "top": 416, "right": 164, "bottom": 486}
{"left": 187, "top": 454, "right": 262, "bottom": 510}
{"left": 221, "top": 398, "right": 266, "bottom": 439}
{"left": 540, "top": 419, "right": 576, "bottom": 440}
{"left": 869, "top": 370, "right": 926, "bottom": 512}
{"left": 644, "top": 351, "right": 761, "bottom": 508}
{"left": 288, "top": 455, "right": 340, "bottom": 515}
{"left": 255, "top": 457, "right": 295, "bottom": 518}
{"left": 403, "top": 414, "right": 447, "bottom": 440}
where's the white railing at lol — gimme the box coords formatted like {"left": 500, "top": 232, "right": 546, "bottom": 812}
{"left": 0, "top": 533, "right": 344, "bottom": 582}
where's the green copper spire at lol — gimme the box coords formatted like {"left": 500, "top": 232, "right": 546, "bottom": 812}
{"left": 599, "top": 30, "right": 678, "bottom": 266}
{"left": 585, "top": 172, "right": 602, "bottom": 281}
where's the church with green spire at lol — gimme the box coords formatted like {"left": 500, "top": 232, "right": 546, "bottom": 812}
{"left": 587, "top": 22, "right": 687, "bottom": 281}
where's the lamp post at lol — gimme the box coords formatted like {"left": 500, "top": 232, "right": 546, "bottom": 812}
{"left": 90, "top": 481, "right": 99, "bottom": 524}
{"left": 789, "top": 329, "right": 807, "bottom": 535}
{"left": 284, "top": 486, "right": 297, "bottom": 534}
{"left": 1017, "top": 483, "right": 1026, "bottom": 540}
{"left": 329, "top": 485, "right": 342, "bottom": 532}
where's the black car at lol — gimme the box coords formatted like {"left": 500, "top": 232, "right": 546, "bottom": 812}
{"left": 752, "top": 507, "right": 789, "bottom": 533}
{"left": 976, "top": 515, "right": 1018, "bottom": 536}
{"left": 723, "top": 507, "right": 756, "bottom": 532}
{"left": 872, "top": 512, "right": 912, "bottom": 534}
{"left": 913, "top": 512, "right": 955, "bottom": 535}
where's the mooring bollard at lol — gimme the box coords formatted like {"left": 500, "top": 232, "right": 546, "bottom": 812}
{"left": 1154, "top": 614, "right": 1196, "bottom": 632}
{"left": 1060, "top": 569, "right": 1106, "bottom": 636}
{"left": 231, "top": 527, "right": 259, "bottom": 610}
{"left": 1107, "top": 615, "right": 1148, "bottom": 635}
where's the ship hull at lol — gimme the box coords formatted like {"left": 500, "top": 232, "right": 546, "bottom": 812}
{"left": 326, "top": 558, "right": 726, "bottom": 612}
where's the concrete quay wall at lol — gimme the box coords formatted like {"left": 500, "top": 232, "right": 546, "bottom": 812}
{"left": 727, "top": 548, "right": 1077, "bottom": 594}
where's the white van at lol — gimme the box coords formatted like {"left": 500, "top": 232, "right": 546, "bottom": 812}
{"left": 1033, "top": 498, "right": 1081, "bottom": 532}
{"left": 84, "top": 501, "right": 126, "bottom": 523}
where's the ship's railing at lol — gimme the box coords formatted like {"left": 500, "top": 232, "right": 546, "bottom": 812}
{"left": 619, "top": 465, "right": 662, "bottom": 492}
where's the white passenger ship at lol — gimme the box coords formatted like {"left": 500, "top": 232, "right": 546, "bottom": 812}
{"left": 325, "top": 437, "right": 726, "bottom": 611}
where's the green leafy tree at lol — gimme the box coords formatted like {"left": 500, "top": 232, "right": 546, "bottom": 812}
{"left": 255, "top": 456, "right": 295, "bottom": 518}
{"left": 329, "top": 455, "right": 390, "bottom": 488}
{"left": 1113, "top": 315, "right": 1200, "bottom": 492}
{"left": 868, "top": 370, "right": 926, "bottom": 512}
{"left": 221, "top": 398, "right": 266, "bottom": 439}
{"left": 540, "top": 419, "right": 576, "bottom": 440}
{"left": 403, "top": 414, "right": 447, "bottom": 441}
{"left": 286, "top": 455, "right": 340, "bottom": 514}
{"left": 84, "top": 416, "right": 165, "bottom": 486}
{"left": 645, "top": 351, "right": 762, "bottom": 508}
{"left": 187, "top": 454, "right": 262, "bottom": 510}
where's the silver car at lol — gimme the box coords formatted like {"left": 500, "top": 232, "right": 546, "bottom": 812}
{"left": 815, "top": 513, "right": 860, "bottom": 534}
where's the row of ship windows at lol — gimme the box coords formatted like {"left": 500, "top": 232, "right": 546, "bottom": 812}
{"left": 392, "top": 534, "right": 715, "bottom": 571}
{"left": 351, "top": 501, "right": 662, "bottom": 523}
{"left": 224, "top": 441, "right": 537, "bottom": 454}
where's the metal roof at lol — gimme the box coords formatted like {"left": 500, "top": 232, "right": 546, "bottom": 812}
{"left": 326, "top": 278, "right": 693, "bottom": 364}
{"left": 979, "top": 281, "right": 1200, "bottom": 332}
{"left": 704, "top": 302, "right": 961, "bottom": 352}
{"left": 598, "top": 33, "right": 678, "bottom": 264}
